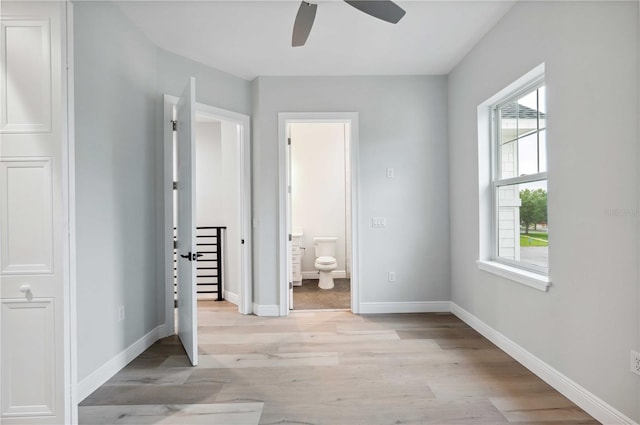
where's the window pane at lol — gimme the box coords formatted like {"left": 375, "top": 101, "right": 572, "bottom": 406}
{"left": 517, "top": 91, "right": 538, "bottom": 138}
{"left": 497, "top": 183, "right": 521, "bottom": 260}
{"left": 496, "top": 180, "right": 548, "bottom": 269}
{"left": 518, "top": 90, "right": 537, "bottom": 110}
{"left": 539, "top": 130, "right": 547, "bottom": 173}
{"left": 500, "top": 140, "right": 517, "bottom": 179}
{"left": 538, "top": 86, "right": 546, "bottom": 130}
{"left": 500, "top": 102, "right": 518, "bottom": 143}
{"left": 517, "top": 132, "right": 538, "bottom": 176}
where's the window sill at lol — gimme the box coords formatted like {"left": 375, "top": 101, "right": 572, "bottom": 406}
{"left": 476, "top": 260, "right": 551, "bottom": 292}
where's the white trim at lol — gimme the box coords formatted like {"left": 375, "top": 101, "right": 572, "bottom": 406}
{"left": 359, "top": 301, "right": 451, "bottom": 314}
{"left": 77, "top": 325, "right": 163, "bottom": 402}
{"left": 162, "top": 95, "right": 176, "bottom": 336}
{"left": 300, "top": 270, "right": 347, "bottom": 280}
{"left": 495, "top": 172, "right": 548, "bottom": 187}
{"left": 157, "top": 323, "right": 172, "bottom": 340}
{"left": 451, "top": 303, "right": 638, "bottom": 425}
{"left": 476, "top": 260, "right": 551, "bottom": 292}
{"left": 278, "top": 112, "right": 360, "bottom": 316}
{"left": 224, "top": 290, "right": 239, "bottom": 306}
{"left": 251, "top": 303, "right": 280, "bottom": 317}
{"left": 64, "top": 2, "right": 78, "bottom": 423}
{"left": 163, "top": 94, "right": 253, "bottom": 331}
{"left": 482, "top": 63, "right": 546, "bottom": 107}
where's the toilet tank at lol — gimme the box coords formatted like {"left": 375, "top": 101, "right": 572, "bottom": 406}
{"left": 313, "top": 237, "right": 337, "bottom": 257}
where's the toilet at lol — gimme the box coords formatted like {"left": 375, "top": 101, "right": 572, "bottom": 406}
{"left": 313, "top": 237, "right": 338, "bottom": 289}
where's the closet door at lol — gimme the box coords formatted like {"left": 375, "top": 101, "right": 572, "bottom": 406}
{"left": 0, "top": 2, "right": 70, "bottom": 423}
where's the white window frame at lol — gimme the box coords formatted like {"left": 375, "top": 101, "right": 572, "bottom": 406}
{"left": 490, "top": 77, "right": 548, "bottom": 275}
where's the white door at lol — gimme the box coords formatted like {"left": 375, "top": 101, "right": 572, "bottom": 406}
{"left": 176, "top": 78, "right": 198, "bottom": 366}
{"left": 0, "top": 1, "right": 71, "bottom": 423}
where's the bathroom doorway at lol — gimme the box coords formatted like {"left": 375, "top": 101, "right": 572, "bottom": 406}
{"left": 278, "top": 113, "right": 360, "bottom": 315}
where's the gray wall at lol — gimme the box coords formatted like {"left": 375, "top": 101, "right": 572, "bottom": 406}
{"left": 251, "top": 76, "right": 450, "bottom": 307}
{"left": 448, "top": 1, "right": 639, "bottom": 421}
{"left": 74, "top": 1, "right": 159, "bottom": 380}
{"left": 74, "top": 1, "right": 251, "bottom": 382}
{"left": 157, "top": 49, "right": 252, "bottom": 116}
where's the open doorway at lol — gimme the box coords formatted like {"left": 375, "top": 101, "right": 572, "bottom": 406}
{"left": 290, "top": 123, "right": 351, "bottom": 310}
{"left": 278, "top": 113, "right": 360, "bottom": 315}
{"left": 187, "top": 114, "right": 242, "bottom": 304}
{"left": 163, "top": 93, "right": 252, "bottom": 344}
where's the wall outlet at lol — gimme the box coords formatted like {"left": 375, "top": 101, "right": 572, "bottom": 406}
{"left": 118, "top": 306, "right": 125, "bottom": 321}
{"left": 388, "top": 271, "right": 396, "bottom": 282}
{"left": 386, "top": 167, "right": 394, "bottom": 179}
{"left": 631, "top": 350, "right": 640, "bottom": 376}
{"left": 372, "top": 217, "right": 387, "bottom": 228}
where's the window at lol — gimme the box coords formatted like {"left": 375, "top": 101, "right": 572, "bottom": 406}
{"left": 492, "top": 80, "right": 547, "bottom": 274}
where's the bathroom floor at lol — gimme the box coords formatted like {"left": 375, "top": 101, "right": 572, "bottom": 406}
{"left": 293, "top": 278, "right": 350, "bottom": 310}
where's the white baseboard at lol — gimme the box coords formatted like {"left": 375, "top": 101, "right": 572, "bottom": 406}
{"left": 224, "top": 290, "right": 239, "bottom": 306}
{"left": 252, "top": 303, "right": 279, "bottom": 317}
{"left": 157, "top": 323, "right": 172, "bottom": 339}
{"left": 450, "top": 303, "right": 638, "bottom": 425}
{"left": 301, "top": 270, "right": 347, "bottom": 280}
{"left": 359, "top": 301, "right": 451, "bottom": 314}
{"left": 77, "top": 325, "right": 162, "bottom": 401}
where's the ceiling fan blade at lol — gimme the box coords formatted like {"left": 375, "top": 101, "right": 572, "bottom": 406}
{"left": 343, "top": 0, "right": 406, "bottom": 24}
{"left": 292, "top": 1, "right": 318, "bottom": 47}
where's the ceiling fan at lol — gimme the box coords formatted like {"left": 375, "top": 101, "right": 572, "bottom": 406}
{"left": 292, "top": 0, "right": 406, "bottom": 47}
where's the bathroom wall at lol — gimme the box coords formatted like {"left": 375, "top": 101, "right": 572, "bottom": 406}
{"left": 291, "top": 123, "right": 347, "bottom": 276}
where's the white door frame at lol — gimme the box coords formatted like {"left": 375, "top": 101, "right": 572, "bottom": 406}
{"left": 163, "top": 95, "right": 252, "bottom": 331}
{"left": 277, "top": 112, "right": 360, "bottom": 316}
{"left": 65, "top": 2, "right": 78, "bottom": 421}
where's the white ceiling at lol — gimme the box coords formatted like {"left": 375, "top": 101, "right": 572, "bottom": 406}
{"left": 116, "top": 1, "right": 515, "bottom": 80}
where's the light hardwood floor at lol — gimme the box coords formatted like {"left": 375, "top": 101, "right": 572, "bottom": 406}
{"left": 79, "top": 301, "right": 598, "bottom": 425}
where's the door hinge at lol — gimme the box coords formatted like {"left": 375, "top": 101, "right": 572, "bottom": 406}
{"left": 288, "top": 233, "right": 292, "bottom": 242}
{"left": 289, "top": 281, "right": 293, "bottom": 289}
{"left": 174, "top": 299, "right": 178, "bottom": 308}
{"left": 171, "top": 120, "right": 177, "bottom": 131}
{"left": 288, "top": 185, "right": 292, "bottom": 194}
{"left": 288, "top": 137, "right": 291, "bottom": 146}
{"left": 173, "top": 240, "right": 177, "bottom": 250}
{"left": 241, "top": 239, "right": 245, "bottom": 245}
{"left": 173, "top": 181, "right": 178, "bottom": 190}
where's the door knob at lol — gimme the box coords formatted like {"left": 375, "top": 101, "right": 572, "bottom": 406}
{"left": 180, "top": 252, "right": 202, "bottom": 261}
{"left": 19, "top": 284, "right": 31, "bottom": 293}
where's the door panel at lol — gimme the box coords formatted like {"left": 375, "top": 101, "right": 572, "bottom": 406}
{"left": 0, "top": 18, "right": 52, "bottom": 133}
{"left": 0, "top": 2, "right": 68, "bottom": 423}
{"left": 0, "top": 159, "right": 54, "bottom": 274}
{"left": 176, "top": 77, "right": 198, "bottom": 366}
{"left": 1, "top": 300, "right": 55, "bottom": 417}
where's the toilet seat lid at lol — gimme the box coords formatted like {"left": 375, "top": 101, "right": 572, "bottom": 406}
{"left": 315, "top": 256, "right": 336, "bottom": 265}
